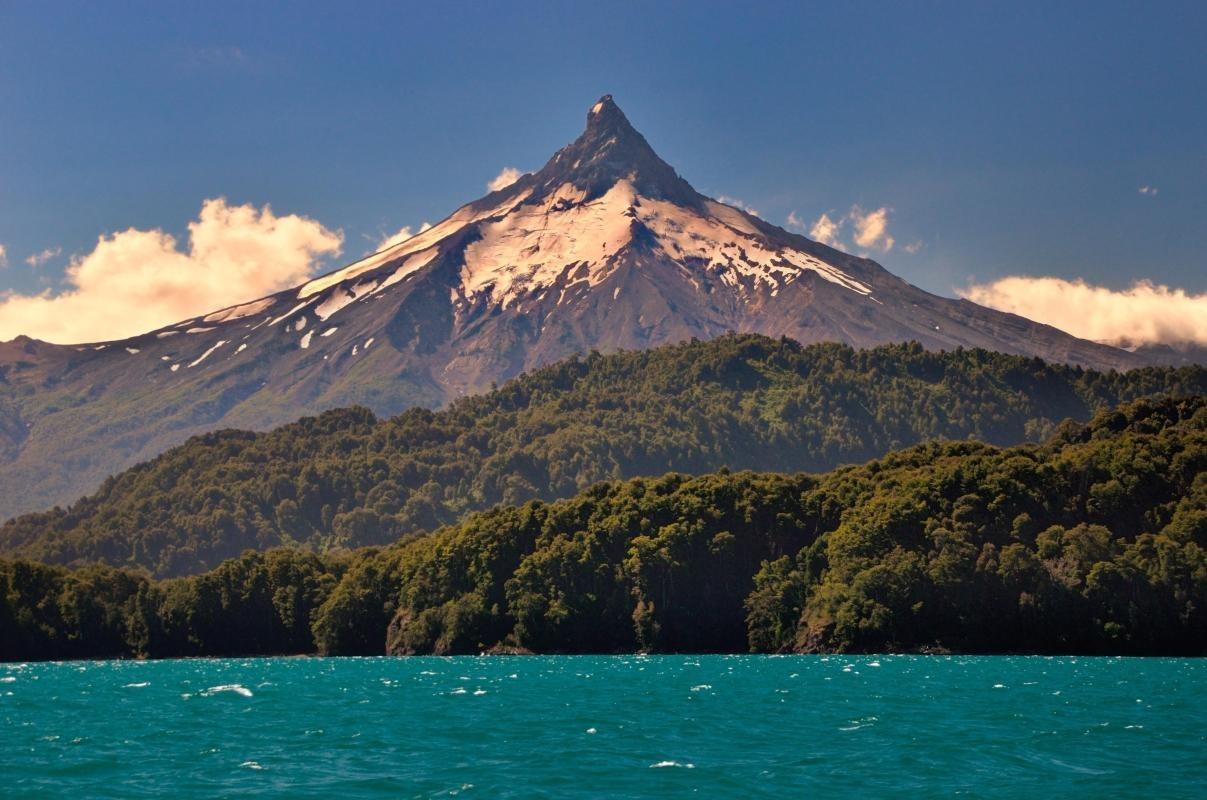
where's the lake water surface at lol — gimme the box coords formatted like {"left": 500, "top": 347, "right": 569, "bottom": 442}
{"left": 2, "top": 655, "right": 1203, "bottom": 798}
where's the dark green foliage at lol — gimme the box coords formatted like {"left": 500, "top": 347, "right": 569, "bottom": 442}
{"left": 371, "top": 471, "right": 824, "bottom": 655}
{"left": 0, "top": 549, "right": 342, "bottom": 660}
{"left": 4, "top": 335, "right": 1204, "bottom": 577}
{"left": 795, "top": 397, "right": 1206, "bottom": 654}
{"left": 0, "top": 561, "right": 148, "bottom": 660}
{"left": 150, "top": 549, "right": 340, "bottom": 657}
{"left": 310, "top": 544, "right": 414, "bottom": 656}
{"left": 2, "top": 386, "right": 1203, "bottom": 663}
{"left": 0, "top": 337, "right": 1202, "bottom": 661}
{"left": 324, "top": 395, "right": 1206, "bottom": 657}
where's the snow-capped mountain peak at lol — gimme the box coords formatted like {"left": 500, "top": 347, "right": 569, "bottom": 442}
{"left": 531, "top": 93, "right": 701, "bottom": 207}
{"left": 65, "top": 95, "right": 1150, "bottom": 383}
{"left": 290, "top": 95, "right": 873, "bottom": 321}
{"left": 148, "top": 94, "right": 1143, "bottom": 383}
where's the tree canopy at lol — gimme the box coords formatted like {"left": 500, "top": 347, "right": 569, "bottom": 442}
{"left": 4, "top": 395, "right": 1202, "bottom": 661}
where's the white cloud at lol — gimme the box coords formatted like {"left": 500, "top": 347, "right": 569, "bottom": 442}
{"left": 808, "top": 213, "right": 843, "bottom": 247}
{"left": 487, "top": 167, "right": 523, "bottom": 192}
{"left": 0, "top": 198, "right": 342, "bottom": 344}
{"left": 375, "top": 222, "right": 432, "bottom": 252}
{"left": 786, "top": 210, "right": 805, "bottom": 231}
{"left": 716, "top": 195, "right": 760, "bottom": 217}
{"left": 1139, "top": 185, "right": 1159, "bottom": 196}
{"left": 25, "top": 246, "right": 62, "bottom": 267}
{"left": 0, "top": 244, "right": 7, "bottom": 268}
{"left": 902, "top": 241, "right": 923, "bottom": 255}
{"left": 850, "top": 206, "right": 894, "bottom": 252}
{"left": 801, "top": 206, "right": 898, "bottom": 253}
{"left": 958, "top": 276, "right": 1207, "bottom": 347}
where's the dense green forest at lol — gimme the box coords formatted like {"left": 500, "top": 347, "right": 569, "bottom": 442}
{"left": 3, "top": 335, "right": 1204, "bottom": 577}
{"left": 3, "top": 396, "right": 1203, "bottom": 661}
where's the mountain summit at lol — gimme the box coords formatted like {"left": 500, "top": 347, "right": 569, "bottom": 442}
{"left": 529, "top": 94, "right": 702, "bottom": 206}
{"left": 0, "top": 96, "right": 1163, "bottom": 518}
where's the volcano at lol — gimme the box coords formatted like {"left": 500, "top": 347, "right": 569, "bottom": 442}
{"left": 0, "top": 95, "right": 1157, "bottom": 518}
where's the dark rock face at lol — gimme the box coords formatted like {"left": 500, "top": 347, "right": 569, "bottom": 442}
{"left": 0, "top": 95, "right": 1171, "bottom": 519}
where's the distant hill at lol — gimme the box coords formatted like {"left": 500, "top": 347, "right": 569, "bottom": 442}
{"left": 3, "top": 334, "right": 1203, "bottom": 577}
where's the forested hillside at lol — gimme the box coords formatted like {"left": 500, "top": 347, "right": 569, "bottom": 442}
{"left": 3, "top": 396, "right": 1203, "bottom": 660}
{"left": 3, "top": 335, "right": 1204, "bottom": 577}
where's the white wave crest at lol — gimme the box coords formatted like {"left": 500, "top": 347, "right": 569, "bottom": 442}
{"left": 202, "top": 684, "right": 253, "bottom": 697}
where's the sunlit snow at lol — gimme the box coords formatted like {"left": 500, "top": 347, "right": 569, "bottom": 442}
{"left": 453, "top": 180, "right": 870, "bottom": 308}
{"left": 187, "top": 340, "right": 227, "bottom": 368}
{"left": 296, "top": 191, "right": 532, "bottom": 299}
{"left": 203, "top": 297, "right": 277, "bottom": 325}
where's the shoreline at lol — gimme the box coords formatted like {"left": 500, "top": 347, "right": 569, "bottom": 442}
{"left": 6, "top": 649, "right": 1207, "bottom": 665}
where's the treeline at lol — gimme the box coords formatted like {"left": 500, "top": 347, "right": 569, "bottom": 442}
{"left": 3, "top": 335, "right": 1204, "bottom": 577}
{"left": 3, "top": 396, "right": 1202, "bottom": 661}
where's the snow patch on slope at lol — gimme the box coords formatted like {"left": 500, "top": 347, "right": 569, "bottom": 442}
{"left": 204, "top": 297, "right": 276, "bottom": 324}
{"left": 372, "top": 248, "right": 439, "bottom": 294}
{"left": 269, "top": 298, "right": 317, "bottom": 327}
{"left": 315, "top": 288, "right": 357, "bottom": 321}
{"left": 296, "top": 191, "right": 532, "bottom": 299}
{"left": 455, "top": 181, "right": 870, "bottom": 308}
{"left": 188, "top": 340, "right": 227, "bottom": 368}
{"left": 461, "top": 181, "right": 637, "bottom": 308}
{"left": 309, "top": 247, "right": 441, "bottom": 323}
{"left": 639, "top": 197, "right": 872, "bottom": 295}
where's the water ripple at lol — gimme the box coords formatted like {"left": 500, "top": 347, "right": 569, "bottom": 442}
{"left": 0, "top": 655, "right": 1203, "bottom": 798}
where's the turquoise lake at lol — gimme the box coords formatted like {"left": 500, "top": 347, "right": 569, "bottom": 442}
{"left": 2, "top": 655, "right": 1204, "bottom": 798}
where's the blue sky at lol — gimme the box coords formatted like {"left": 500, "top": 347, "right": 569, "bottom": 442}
{"left": 0, "top": 1, "right": 1204, "bottom": 343}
